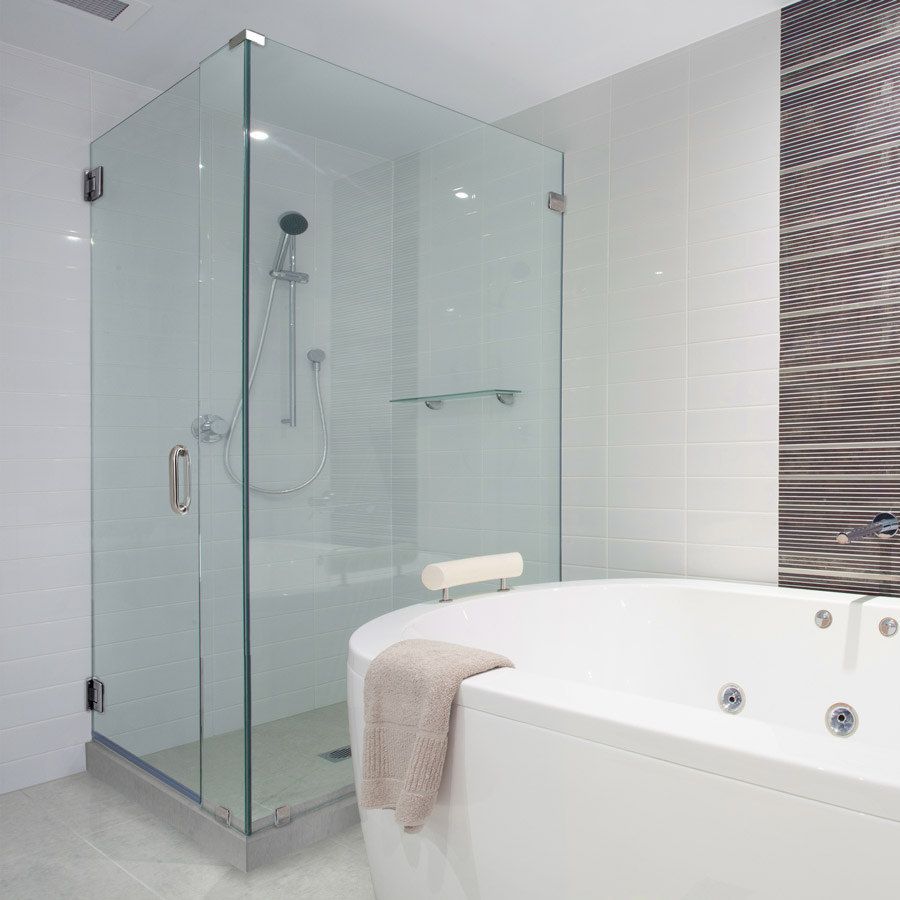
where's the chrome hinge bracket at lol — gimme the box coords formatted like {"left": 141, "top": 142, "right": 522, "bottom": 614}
{"left": 83, "top": 166, "right": 103, "bottom": 202}
{"left": 85, "top": 677, "right": 105, "bottom": 712}
{"left": 274, "top": 805, "right": 291, "bottom": 826}
{"left": 547, "top": 191, "right": 566, "bottom": 213}
{"left": 228, "top": 29, "right": 266, "bottom": 48}
{"left": 215, "top": 806, "right": 232, "bottom": 827}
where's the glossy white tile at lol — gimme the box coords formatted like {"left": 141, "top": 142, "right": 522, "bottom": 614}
{"left": 611, "top": 50, "right": 690, "bottom": 109}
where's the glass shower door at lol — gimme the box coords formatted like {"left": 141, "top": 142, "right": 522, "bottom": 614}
{"left": 90, "top": 71, "right": 202, "bottom": 799}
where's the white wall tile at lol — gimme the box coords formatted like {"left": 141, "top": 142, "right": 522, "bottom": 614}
{"left": 686, "top": 442, "right": 777, "bottom": 477}
{"left": 685, "top": 545, "right": 777, "bottom": 583}
{"left": 688, "top": 227, "right": 778, "bottom": 276}
{"left": 690, "top": 54, "right": 780, "bottom": 112}
{"left": 687, "top": 370, "right": 778, "bottom": 409}
{"left": 690, "top": 158, "right": 779, "bottom": 210}
{"left": 686, "top": 510, "right": 776, "bottom": 547}
{"left": 608, "top": 538, "right": 685, "bottom": 575}
{"left": 541, "top": 79, "right": 612, "bottom": 133}
{"left": 689, "top": 120, "right": 778, "bottom": 177}
{"left": 0, "top": 50, "right": 91, "bottom": 108}
{"left": 544, "top": 112, "right": 610, "bottom": 153}
{"left": 0, "top": 41, "right": 159, "bottom": 794}
{"left": 687, "top": 334, "right": 779, "bottom": 376}
{"left": 688, "top": 193, "right": 778, "bottom": 243}
{"left": 689, "top": 299, "right": 777, "bottom": 341}
{"left": 509, "top": 12, "right": 780, "bottom": 585}
{"left": 690, "top": 89, "right": 779, "bottom": 144}
{"left": 687, "top": 405, "right": 778, "bottom": 443}
{"left": 611, "top": 51, "right": 690, "bottom": 109}
{"left": 610, "top": 86, "right": 689, "bottom": 139}
{"left": 687, "top": 476, "right": 778, "bottom": 513}
{"left": 689, "top": 262, "right": 778, "bottom": 309}
{"left": 610, "top": 117, "right": 689, "bottom": 170}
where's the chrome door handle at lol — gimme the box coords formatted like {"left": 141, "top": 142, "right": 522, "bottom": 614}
{"left": 168, "top": 444, "right": 191, "bottom": 515}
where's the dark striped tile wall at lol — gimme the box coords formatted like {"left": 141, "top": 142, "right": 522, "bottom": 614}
{"left": 780, "top": 0, "right": 900, "bottom": 596}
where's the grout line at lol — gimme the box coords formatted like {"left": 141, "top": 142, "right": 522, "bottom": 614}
{"left": 80, "top": 834, "right": 168, "bottom": 899}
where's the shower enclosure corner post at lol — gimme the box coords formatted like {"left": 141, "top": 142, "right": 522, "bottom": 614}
{"left": 239, "top": 32, "right": 255, "bottom": 835}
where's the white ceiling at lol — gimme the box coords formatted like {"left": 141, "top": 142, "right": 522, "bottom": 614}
{"left": 1, "top": 0, "right": 792, "bottom": 122}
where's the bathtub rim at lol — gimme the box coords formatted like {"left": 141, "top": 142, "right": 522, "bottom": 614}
{"left": 348, "top": 577, "right": 900, "bottom": 828}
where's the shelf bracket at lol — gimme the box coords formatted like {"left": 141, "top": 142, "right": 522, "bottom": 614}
{"left": 496, "top": 392, "right": 516, "bottom": 406}
{"left": 424, "top": 400, "right": 444, "bottom": 411}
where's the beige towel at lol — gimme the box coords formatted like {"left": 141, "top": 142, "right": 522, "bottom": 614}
{"left": 359, "top": 638, "right": 513, "bottom": 831}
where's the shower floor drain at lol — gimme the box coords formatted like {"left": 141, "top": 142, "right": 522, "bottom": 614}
{"left": 319, "top": 745, "right": 352, "bottom": 762}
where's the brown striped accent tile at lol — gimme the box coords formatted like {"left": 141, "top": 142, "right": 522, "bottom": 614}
{"left": 781, "top": 146, "right": 900, "bottom": 229}
{"left": 780, "top": 0, "right": 900, "bottom": 597}
{"left": 782, "top": 0, "right": 900, "bottom": 72}
{"left": 780, "top": 305, "right": 900, "bottom": 365}
{"left": 781, "top": 244, "right": 900, "bottom": 313}
{"left": 782, "top": 33, "right": 900, "bottom": 92}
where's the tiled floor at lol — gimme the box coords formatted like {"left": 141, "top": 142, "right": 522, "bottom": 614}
{"left": 142, "top": 702, "right": 354, "bottom": 825}
{"left": 0, "top": 772, "right": 374, "bottom": 899}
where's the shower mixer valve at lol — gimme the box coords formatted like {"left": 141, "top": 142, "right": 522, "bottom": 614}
{"left": 191, "top": 414, "right": 229, "bottom": 443}
{"left": 836, "top": 513, "right": 898, "bottom": 544}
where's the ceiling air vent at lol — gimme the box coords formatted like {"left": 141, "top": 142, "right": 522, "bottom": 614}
{"left": 49, "top": 0, "right": 151, "bottom": 29}
{"left": 53, "top": 0, "right": 129, "bottom": 20}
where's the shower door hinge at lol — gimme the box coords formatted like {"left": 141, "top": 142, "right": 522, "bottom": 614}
{"left": 274, "top": 805, "right": 291, "bottom": 826}
{"left": 83, "top": 166, "right": 103, "bottom": 202}
{"left": 547, "top": 191, "right": 566, "bottom": 214}
{"left": 85, "top": 677, "right": 105, "bottom": 713}
{"left": 228, "top": 29, "right": 266, "bottom": 48}
{"left": 215, "top": 806, "right": 232, "bottom": 827}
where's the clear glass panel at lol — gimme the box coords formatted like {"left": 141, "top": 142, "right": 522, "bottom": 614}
{"left": 90, "top": 32, "right": 561, "bottom": 836}
{"left": 196, "top": 40, "right": 252, "bottom": 832}
{"left": 90, "top": 71, "right": 202, "bottom": 798}
{"left": 244, "top": 38, "right": 562, "bottom": 823}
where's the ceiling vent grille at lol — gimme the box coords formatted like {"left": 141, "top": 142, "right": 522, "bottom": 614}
{"left": 52, "top": 0, "right": 129, "bottom": 21}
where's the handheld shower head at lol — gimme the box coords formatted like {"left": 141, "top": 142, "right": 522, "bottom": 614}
{"left": 279, "top": 211, "right": 309, "bottom": 235}
{"left": 307, "top": 348, "right": 326, "bottom": 366}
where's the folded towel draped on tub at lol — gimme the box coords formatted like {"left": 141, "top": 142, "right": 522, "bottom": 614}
{"left": 359, "top": 638, "right": 513, "bottom": 832}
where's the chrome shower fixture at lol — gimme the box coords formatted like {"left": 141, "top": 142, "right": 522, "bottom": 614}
{"left": 279, "top": 211, "right": 309, "bottom": 234}
{"left": 223, "top": 212, "right": 328, "bottom": 495}
{"left": 270, "top": 212, "right": 310, "bottom": 283}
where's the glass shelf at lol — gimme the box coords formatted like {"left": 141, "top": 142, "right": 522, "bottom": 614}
{"left": 390, "top": 389, "right": 521, "bottom": 410}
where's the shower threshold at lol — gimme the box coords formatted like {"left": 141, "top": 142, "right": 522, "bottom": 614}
{"left": 84, "top": 705, "right": 360, "bottom": 871}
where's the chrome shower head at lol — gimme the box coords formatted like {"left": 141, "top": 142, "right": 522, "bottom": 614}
{"left": 307, "top": 348, "right": 326, "bottom": 366}
{"left": 279, "top": 211, "right": 309, "bottom": 235}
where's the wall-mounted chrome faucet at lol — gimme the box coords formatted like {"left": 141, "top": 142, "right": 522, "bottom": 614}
{"left": 836, "top": 513, "right": 898, "bottom": 544}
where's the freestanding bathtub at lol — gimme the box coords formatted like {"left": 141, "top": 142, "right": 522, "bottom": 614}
{"left": 348, "top": 579, "right": 900, "bottom": 899}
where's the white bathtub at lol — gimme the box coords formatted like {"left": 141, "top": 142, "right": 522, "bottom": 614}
{"left": 348, "top": 579, "right": 900, "bottom": 900}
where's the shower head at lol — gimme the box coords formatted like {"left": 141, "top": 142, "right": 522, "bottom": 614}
{"left": 279, "top": 211, "right": 309, "bottom": 235}
{"left": 307, "top": 348, "right": 326, "bottom": 366}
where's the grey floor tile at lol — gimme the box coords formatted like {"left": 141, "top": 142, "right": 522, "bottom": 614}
{"left": 0, "top": 845, "right": 158, "bottom": 900}
{"left": 215, "top": 830, "right": 374, "bottom": 899}
{"left": 23, "top": 773, "right": 154, "bottom": 839}
{"left": 2, "top": 770, "right": 373, "bottom": 900}
{"left": 116, "top": 860, "right": 236, "bottom": 900}
{"left": 0, "top": 789, "right": 87, "bottom": 864}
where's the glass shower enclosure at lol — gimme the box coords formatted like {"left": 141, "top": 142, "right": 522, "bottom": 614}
{"left": 90, "top": 30, "right": 563, "bottom": 834}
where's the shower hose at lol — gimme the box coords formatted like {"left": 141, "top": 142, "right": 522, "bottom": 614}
{"left": 222, "top": 273, "right": 327, "bottom": 495}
